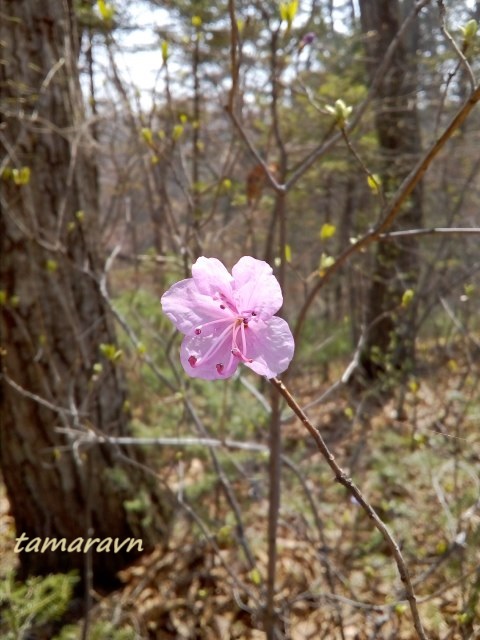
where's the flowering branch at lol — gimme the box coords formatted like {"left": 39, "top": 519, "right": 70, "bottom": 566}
{"left": 270, "top": 377, "right": 428, "bottom": 640}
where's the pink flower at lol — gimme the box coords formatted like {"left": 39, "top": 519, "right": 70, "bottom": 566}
{"left": 161, "top": 256, "right": 295, "bottom": 380}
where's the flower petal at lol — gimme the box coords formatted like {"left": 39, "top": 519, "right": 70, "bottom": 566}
{"left": 161, "top": 278, "right": 231, "bottom": 335}
{"left": 232, "top": 256, "right": 283, "bottom": 319}
{"left": 180, "top": 331, "right": 239, "bottom": 380}
{"left": 244, "top": 316, "right": 294, "bottom": 378}
{"left": 192, "top": 257, "right": 235, "bottom": 301}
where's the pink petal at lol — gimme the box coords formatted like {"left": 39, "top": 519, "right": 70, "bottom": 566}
{"left": 244, "top": 316, "right": 294, "bottom": 378}
{"left": 232, "top": 256, "right": 283, "bottom": 319}
{"left": 161, "top": 278, "right": 231, "bottom": 335}
{"left": 192, "top": 257, "right": 235, "bottom": 301}
{"left": 180, "top": 332, "right": 239, "bottom": 380}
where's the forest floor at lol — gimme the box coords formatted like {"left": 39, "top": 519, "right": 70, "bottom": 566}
{"left": 1, "top": 342, "right": 479, "bottom": 640}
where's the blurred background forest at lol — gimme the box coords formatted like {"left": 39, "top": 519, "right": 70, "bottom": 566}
{"left": 1, "top": 0, "right": 480, "bottom": 638}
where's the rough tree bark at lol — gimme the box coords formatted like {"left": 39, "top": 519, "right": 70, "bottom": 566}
{"left": 358, "top": 0, "right": 424, "bottom": 382}
{"left": 0, "top": 0, "right": 172, "bottom": 584}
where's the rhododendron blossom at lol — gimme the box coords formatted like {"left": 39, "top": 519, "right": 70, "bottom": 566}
{"left": 161, "top": 256, "right": 295, "bottom": 380}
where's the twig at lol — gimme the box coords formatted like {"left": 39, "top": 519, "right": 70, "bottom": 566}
{"left": 380, "top": 227, "right": 480, "bottom": 239}
{"left": 294, "top": 83, "right": 480, "bottom": 344}
{"left": 285, "top": 0, "right": 432, "bottom": 191}
{"left": 437, "top": 0, "right": 476, "bottom": 92}
{"left": 265, "top": 391, "right": 283, "bottom": 640}
{"left": 271, "top": 377, "right": 428, "bottom": 640}
{"left": 54, "top": 430, "right": 270, "bottom": 452}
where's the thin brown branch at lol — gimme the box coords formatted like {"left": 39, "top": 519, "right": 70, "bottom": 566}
{"left": 271, "top": 377, "right": 428, "bottom": 640}
{"left": 437, "top": 0, "right": 476, "bottom": 91}
{"left": 285, "top": 0, "right": 432, "bottom": 191}
{"left": 294, "top": 83, "right": 480, "bottom": 344}
{"left": 380, "top": 227, "right": 480, "bottom": 239}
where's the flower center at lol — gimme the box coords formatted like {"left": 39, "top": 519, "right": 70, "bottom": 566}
{"left": 188, "top": 311, "right": 255, "bottom": 375}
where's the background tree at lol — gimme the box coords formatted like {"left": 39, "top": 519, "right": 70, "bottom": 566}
{"left": 358, "top": 0, "right": 424, "bottom": 383}
{"left": 0, "top": 0, "right": 172, "bottom": 583}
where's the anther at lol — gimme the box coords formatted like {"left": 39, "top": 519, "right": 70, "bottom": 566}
{"left": 216, "top": 363, "right": 224, "bottom": 374}
{"left": 195, "top": 328, "right": 201, "bottom": 335}
{"left": 188, "top": 355, "right": 197, "bottom": 367}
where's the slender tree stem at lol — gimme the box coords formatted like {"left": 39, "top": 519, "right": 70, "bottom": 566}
{"left": 265, "top": 388, "right": 282, "bottom": 639}
{"left": 270, "top": 377, "right": 429, "bottom": 640}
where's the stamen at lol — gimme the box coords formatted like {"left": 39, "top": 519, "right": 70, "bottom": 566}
{"left": 188, "top": 355, "right": 197, "bottom": 367}
{"left": 230, "top": 322, "right": 253, "bottom": 363}
{"left": 193, "top": 317, "right": 233, "bottom": 336}
{"left": 195, "top": 323, "right": 234, "bottom": 366}
{"left": 216, "top": 363, "right": 224, "bottom": 374}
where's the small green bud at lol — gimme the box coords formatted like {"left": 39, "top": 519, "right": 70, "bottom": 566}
{"left": 161, "top": 41, "right": 169, "bottom": 63}
{"left": 12, "top": 166, "right": 31, "bottom": 185}
{"left": 280, "top": 0, "right": 298, "bottom": 29}
{"left": 249, "top": 567, "right": 262, "bottom": 586}
{"left": 97, "top": 0, "right": 115, "bottom": 23}
{"left": 325, "top": 99, "right": 353, "bottom": 127}
{"left": 319, "top": 252, "right": 335, "bottom": 275}
{"left": 99, "top": 343, "right": 123, "bottom": 361}
{"left": 320, "top": 223, "right": 336, "bottom": 240}
{"left": 461, "top": 19, "right": 478, "bottom": 45}
{"left": 141, "top": 127, "right": 153, "bottom": 145}
{"left": 172, "top": 124, "right": 184, "bottom": 141}
{"left": 46, "top": 259, "right": 58, "bottom": 273}
{"left": 401, "top": 289, "right": 415, "bottom": 308}
{"left": 367, "top": 173, "right": 382, "bottom": 194}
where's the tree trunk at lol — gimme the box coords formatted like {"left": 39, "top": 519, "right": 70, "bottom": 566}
{"left": 0, "top": 0, "right": 172, "bottom": 585}
{"left": 358, "top": 0, "right": 423, "bottom": 381}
